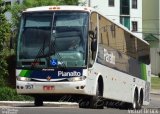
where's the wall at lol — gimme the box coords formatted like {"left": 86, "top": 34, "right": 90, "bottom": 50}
{"left": 90, "top": 0, "right": 120, "bottom": 23}
{"left": 130, "top": 0, "right": 142, "bottom": 38}
{"left": 82, "top": 0, "right": 143, "bottom": 38}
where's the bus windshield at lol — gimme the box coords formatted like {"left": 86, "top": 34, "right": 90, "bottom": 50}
{"left": 17, "top": 11, "right": 89, "bottom": 68}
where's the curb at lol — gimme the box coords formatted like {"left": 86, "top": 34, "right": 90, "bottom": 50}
{"left": 150, "top": 92, "right": 160, "bottom": 95}
{"left": 0, "top": 101, "right": 78, "bottom": 107}
{"left": 150, "top": 89, "right": 160, "bottom": 95}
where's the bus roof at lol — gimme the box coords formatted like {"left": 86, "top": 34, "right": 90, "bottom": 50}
{"left": 24, "top": 5, "right": 91, "bottom": 12}
{"left": 24, "top": 5, "right": 149, "bottom": 45}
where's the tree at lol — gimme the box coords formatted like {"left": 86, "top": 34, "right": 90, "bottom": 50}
{"left": 0, "top": 0, "right": 11, "bottom": 86}
{"left": 60, "top": 0, "right": 79, "bottom": 5}
{"left": 23, "top": 0, "right": 60, "bottom": 8}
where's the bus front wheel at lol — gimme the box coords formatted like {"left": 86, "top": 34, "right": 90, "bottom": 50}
{"left": 90, "top": 82, "right": 104, "bottom": 109}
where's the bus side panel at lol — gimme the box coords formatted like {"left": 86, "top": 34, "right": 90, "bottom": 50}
{"left": 92, "top": 62, "right": 133, "bottom": 103}
{"left": 93, "top": 45, "right": 150, "bottom": 104}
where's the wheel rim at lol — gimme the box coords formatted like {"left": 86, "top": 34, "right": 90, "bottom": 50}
{"left": 133, "top": 100, "right": 136, "bottom": 109}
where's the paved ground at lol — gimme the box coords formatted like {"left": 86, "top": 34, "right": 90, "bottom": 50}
{"left": 0, "top": 107, "right": 159, "bottom": 114}
{"left": 0, "top": 88, "right": 159, "bottom": 114}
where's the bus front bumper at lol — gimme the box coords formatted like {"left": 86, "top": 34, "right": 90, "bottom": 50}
{"left": 16, "top": 80, "right": 87, "bottom": 95}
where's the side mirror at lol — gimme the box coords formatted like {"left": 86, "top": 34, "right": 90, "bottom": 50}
{"left": 89, "top": 31, "right": 97, "bottom": 52}
{"left": 89, "top": 30, "right": 94, "bottom": 39}
{"left": 91, "top": 38, "right": 97, "bottom": 52}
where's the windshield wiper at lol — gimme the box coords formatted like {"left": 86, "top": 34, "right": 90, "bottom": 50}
{"left": 31, "top": 36, "right": 48, "bottom": 68}
{"left": 31, "top": 34, "right": 67, "bottom": 69}
{"left": 49, "top": 12, "right": 67, "bottom": 69}
{"left": 50, "top": 38, "right": 67, "bottom": 69}
{"left": 32, "top": 12, "right": 67, "bottom": 69}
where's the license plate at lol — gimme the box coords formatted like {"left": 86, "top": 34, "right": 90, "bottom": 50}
{"left": 43, "top": 86, "right": 54, "bottom": 91}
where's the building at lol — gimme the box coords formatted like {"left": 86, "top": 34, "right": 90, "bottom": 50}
{"left": 3, "top": 0, "right": 23, "bottom": 4}
{"left": 79, "top": 0, "right": 142, "bottom": 38}
{"left": 143, "top": 0, "right": 160, "bottom": 75}
{"left": 3, "top": 0, "right": 23, "bottom": 22}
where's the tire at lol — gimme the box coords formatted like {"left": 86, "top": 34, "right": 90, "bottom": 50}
{"left": 90, "top": 83, "right": 104, "bottom": 109}
{"left": 137, "top": 99, "right": 142, "bottom": 109}
{"left": 128, "top": 91, "right": 139, "bottom": 109}
{"left": 138, "top": 91, "right": 143, "bottom": 109}
{"left": 34, "top": 97, "right": 43, "bottom": 106}
{"left": 79, "top": 98, "right": 90, "bottom": 108}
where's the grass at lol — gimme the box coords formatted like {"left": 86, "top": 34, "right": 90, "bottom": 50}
{"left": 0, "top": 87, "right": 33, "bottom": 101}
{"left": 151, "top": 76, "right": 160, "bottom": 89}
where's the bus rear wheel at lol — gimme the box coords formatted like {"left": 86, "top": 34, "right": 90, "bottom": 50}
{"left": 34, "top": 97, "right": 43, "bottom": 106}
{"left": 129, "top": 91, "right": 139, "bottom": 109}
{"left": 138, "top": 90, "right": 143, "bottom": 109}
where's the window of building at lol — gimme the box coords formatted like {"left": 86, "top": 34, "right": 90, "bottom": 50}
{"left": 120, "top": 16, "right": 130, "bottom": 30}
{"left": 132, "top": 0, "right": 137, "bottom": 9}
{"left": 120, "top": 0, "right": 130, "bottom": 15}
{"left": 132, "top": 21, "right": 138, "bottom": 31}
{"left": 108, "top": 0, "right": 115, "bottom": 7}
{"left": 17, "top": 0, "right": 20, "bottom": 4}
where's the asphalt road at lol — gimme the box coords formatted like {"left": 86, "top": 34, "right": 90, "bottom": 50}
{"left": 0, "top": 94, "right": 160, "bottom": 114}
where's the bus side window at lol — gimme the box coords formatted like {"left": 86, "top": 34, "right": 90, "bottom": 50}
{"left": 138, "top": 55, "right": 150, "bottom": 65}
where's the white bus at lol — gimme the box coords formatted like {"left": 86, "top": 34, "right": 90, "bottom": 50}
{"left": 16, "top": 6, "right": 151, "bottom": 109}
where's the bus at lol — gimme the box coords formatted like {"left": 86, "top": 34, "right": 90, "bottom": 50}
{"left": 16, "top": 6, "right": 151, "bottom": 109}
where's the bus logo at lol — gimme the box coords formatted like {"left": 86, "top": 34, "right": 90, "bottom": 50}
{"left": 47, "top": 76, "right": 52, "bottom": 81}
{"left": 58, "top": 71, "right": 81, "bottom": 77}
{"left": 104, "top": 49, "right": 115, "bottom": 65}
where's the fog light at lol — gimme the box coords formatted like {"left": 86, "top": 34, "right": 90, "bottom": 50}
{"left": 17, "top": 77, "right": 31, "bottom": 81}
{"left": 80, "top": 85, "right": 85, "bottom": 89}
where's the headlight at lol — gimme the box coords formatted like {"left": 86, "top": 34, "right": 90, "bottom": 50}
{"left": 68, "top": 76, "right": 86, "bottom": 82}
{"left": 17, "top": 77, "right": 31, "bottom": 81}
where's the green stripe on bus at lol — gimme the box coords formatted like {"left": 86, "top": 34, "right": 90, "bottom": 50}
{"left": 140, "top": 64, "right": 147, "bottom": 81}
{"left": 19, "top": 70, "right": 31, "bottom": 77}
{"left": 25, "top": 70, "right": 32, "bottom": 77}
